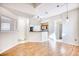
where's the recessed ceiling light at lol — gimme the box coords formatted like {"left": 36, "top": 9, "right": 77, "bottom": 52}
{"left": 57, "top": 5, "right": 59, "bottom": 7}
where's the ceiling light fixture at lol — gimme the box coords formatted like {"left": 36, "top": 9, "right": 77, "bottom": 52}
{"left": 66, "top": 3, "right": 69, "bottom": 22}
{"left": 32, "top": 15, "right": 42, "bottom": 21}
{"left": 66, "top": 3, "right": 68, "bottom": 19}
{"left": 57, "top": 5, "right": 59, "bottom": 7}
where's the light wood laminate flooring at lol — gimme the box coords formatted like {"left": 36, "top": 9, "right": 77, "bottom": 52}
{"left": 0, "top": 41, "right": 79, "bottom": 56}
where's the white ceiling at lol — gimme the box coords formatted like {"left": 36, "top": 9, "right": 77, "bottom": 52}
{"left": 35, "top": 3, "right": 79, "bottom": 19}
{"left": 0, "top": 3, "right": 79, "bottom": 19}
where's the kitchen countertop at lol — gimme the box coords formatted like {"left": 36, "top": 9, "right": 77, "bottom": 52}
{"left": 29, "top": 30, "right": 48, "bottom": 32}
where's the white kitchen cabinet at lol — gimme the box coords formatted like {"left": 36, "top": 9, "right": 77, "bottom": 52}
{"left": 42, "top": 32, "right": 48, "bottom": 41}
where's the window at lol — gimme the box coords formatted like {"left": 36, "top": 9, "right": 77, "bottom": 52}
{"left": 0, "top": 15, "right": 17, "bottom": 32}
{"left": 1, "top": 23, "right": 10, "bottom": 31}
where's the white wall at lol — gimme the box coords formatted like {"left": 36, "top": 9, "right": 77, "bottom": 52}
{"left": 0, "top": 16, "right": 29, "bottom": 53}
{"left": 0, "top": 7, "right": 19, "bottom": 53}
{"left": 62, "top": 8, "right": 79, "bottom": 45}
{"left": 49, "top": 8, "right": 79, "bottom": 46}
{"left": 0, "top": 6, "right": 28, "bottom": 53}
{"left": 48, "top": 15, "right": 61, "bottom": 36}
{"left": 17, "top": 16, "right": 27, "bottom": 41}
{"left": 0, "top": 32, "right": 18, "bottom": 53}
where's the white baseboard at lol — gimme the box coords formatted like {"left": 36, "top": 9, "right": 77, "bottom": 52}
{"left": 49, "top": 39, "right": 79, "bottom": 49}
{"left": 0, "top": 42, "right": 20, "bottom": 54}
{"left": 63, "top": 41, "right": 79, "bottom": 46}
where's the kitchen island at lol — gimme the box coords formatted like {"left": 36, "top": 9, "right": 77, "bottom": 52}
{"left": 27, "top": 31, "right": 48, "bottom": 42}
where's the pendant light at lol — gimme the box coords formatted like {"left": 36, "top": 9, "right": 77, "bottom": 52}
{"left": 66, "top": 3, "right": 69, "bottom": 22}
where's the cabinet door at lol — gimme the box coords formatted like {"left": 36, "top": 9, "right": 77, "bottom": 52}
{"left": 42, "top": 32, "right": 48, "bottom": 41}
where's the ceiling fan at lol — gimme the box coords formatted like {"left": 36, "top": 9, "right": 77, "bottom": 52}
{"left": 31, "top": 3, "right": 41, "bottom": 8}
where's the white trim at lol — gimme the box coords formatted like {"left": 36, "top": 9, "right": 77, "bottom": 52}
{"left": 62, "top": 41, "right": 79, "bottom": 46}
{"left": 0, "top": 42, "right": 20, "bottom": 54}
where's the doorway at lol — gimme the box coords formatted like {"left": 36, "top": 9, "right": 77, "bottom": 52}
{"left": 55, "top": 19, "right": 62, "bottom": 41}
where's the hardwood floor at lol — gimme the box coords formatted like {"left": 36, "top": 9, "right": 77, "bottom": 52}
{"left": 0, "top": 41, "right": 79, "bottom": 56}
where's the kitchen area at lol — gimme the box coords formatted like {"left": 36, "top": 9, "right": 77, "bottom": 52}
{"left": 27, "top": 18, "right": 48, "bottom": 42}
